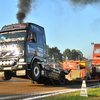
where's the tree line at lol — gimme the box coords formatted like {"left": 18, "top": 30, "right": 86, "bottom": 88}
{"left": 46, "top": 45, "right": 86, "bottom": 62}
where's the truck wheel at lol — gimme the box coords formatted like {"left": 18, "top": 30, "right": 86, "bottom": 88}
{"left": 53, "top": 72, "right": 65, "bottom": 85}
{"left": 31, "top": 62, "right": 41, "bottom": 81}
{"left": 59, "top": 72, "right": 66, "bottom": 85}
{"left": 1, "top": 71, "right": 12, "bottom": 80}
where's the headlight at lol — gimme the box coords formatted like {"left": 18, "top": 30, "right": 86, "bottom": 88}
{"left": 0, "top": 60, "right": 14, "bottom": 65}
{"left": 10, "top": 60, "right": 14, "bottom": 65}
{"left": 19, "top": 58, "right": 24, "bottom": 62}
{"left": 3, "top": 61, "right": 6, "bottom": 65}
{"left": 7, "top": 61, "right": 10, "bottom": 65}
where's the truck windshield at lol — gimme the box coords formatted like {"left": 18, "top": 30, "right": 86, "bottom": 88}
{"left": 0, "top": 30, "right": 27, "bottom": 42}
{"left": 94, "top": 49, "right": 100, "bottom": 54}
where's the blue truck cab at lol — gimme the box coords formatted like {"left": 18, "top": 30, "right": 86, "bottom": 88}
{"left": 0, "top": 23, "right": 67, "bottom": 85}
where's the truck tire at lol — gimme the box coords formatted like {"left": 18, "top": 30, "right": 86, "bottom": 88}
{"left": 59, "top": 72, "right": 66, "bottom": 85}
{"left": 53, "top": 72, "right": 65, "bottom": 85}
{"left": 31, "top": 62, "right": 41, "bottom": 81}
{"left": 1, "top": 71, "right": 12, "bottom": 80}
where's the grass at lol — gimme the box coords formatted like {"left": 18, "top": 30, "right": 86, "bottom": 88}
{"left": 42, "top": 87, "right": 100, "bottom": 100}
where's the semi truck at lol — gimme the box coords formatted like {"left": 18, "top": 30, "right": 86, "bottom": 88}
{"left": 63, "top": 43, "right": 100, "bottom": 82}
{"left": 0, "top": 22, "right": 68, "bottom": 85}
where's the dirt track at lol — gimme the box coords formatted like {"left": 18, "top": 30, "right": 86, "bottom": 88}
{"left": 0, "top": 77, "right": 99, "bottom": 97}
{"left": 0, "top": 77, "right": 78, "bottom": 96}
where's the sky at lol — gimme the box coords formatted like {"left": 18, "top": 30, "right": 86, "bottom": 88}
{"left": 0, "top": 0, "right": 100, "bottom": 59}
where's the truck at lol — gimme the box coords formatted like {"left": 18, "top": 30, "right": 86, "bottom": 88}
{"left": 0, "top": 22, "right": 68, "bottom": 85}
{"left": 63, "top": 43, "right": 100, "bottom": 82}
{"left": 91, "top": 43, "right": 100, "bottom": 80}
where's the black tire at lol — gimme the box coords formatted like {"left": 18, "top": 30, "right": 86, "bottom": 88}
{"left": 59, "top": 72, "right": 66, "bottom": 85}
{"left": 31, "top": 62, "right": 41, "bottom": 81}
{"left": 53, "top": 72, "right": 65, "bottom": 85}
{"left": 1, "top": 71, "right": 12, "bottom": 81}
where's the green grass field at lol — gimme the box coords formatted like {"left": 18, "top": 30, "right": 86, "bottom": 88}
{"left": 42, "top": 87, "right": 100, "bottom": 100}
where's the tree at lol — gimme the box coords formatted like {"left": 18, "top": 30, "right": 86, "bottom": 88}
{"left": 47, "top": 45, "right": 85, "bottom": 62}
{"left": 63, "top": 48, "right": 72, "bottom": 61}
{"left": 72, "top": 49, "right": 78, "bottom": 60}
{"left": 46, "top": 45, "right": 62, "bottom": 62}
{"left": 49, "top": 47, "right": 62, "bottom": 62}
{"left": 63, "top": 49, "right": 84, "bottom": 61}
{"left": 77, "top": 50, "right": 83, "bottom": 60}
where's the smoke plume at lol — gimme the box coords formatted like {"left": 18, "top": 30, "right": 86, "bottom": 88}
{"left": 70, "top": 0, "right": 100, "bottom": 5}
{"left": 16, "top": 0, "right": 100, "bottom": 23}
{"left": 16, "top": 0, "right": 33, "bottom": 23}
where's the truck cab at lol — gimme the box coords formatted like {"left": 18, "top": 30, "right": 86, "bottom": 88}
{"left": 0, "top": 23, "right": 46, "bottom": 80}
{"left": 92, "top": 44, "right": 100, "bottom": 65}
{"left": 91, "top": 43, "right": 100, "bottom": 79}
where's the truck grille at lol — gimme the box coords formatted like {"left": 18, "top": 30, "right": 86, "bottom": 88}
{"left": 0, "top": 52, "right": 7, "bottom": 57}
{"left": 0, "top": 51, "right": 14, "bottom": 58}
{"left": 0, "top": 50, "right": 24, "bottom": 58}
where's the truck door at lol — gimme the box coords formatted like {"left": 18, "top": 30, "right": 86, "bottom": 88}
{"left": 37, "top": 33, "right": 44, "bottom": 61}
{"left": 26, "top": 30, "right": 37, "bottom": 62}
